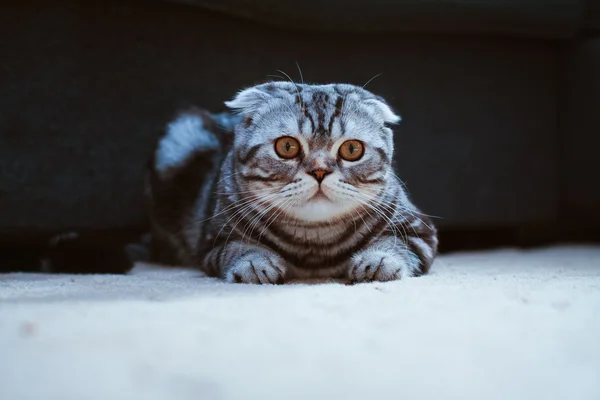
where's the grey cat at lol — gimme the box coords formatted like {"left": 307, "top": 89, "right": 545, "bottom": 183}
{"left": 147, "top": 82, "right": 438, "bottom": 284}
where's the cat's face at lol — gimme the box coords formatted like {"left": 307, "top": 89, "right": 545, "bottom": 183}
{"left": 226, "top": 82, "right": 401, "bottom": 223}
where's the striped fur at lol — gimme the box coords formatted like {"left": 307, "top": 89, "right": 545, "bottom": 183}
{"left": 148, "top": 82, "right": 438, "bottom": 283}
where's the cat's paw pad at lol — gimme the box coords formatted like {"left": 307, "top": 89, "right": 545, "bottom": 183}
{"left": 226, "top": 252, "right": 287, "bottom": 284}
{"left": 350, "top": 251, "right": 409, "bottom": 283}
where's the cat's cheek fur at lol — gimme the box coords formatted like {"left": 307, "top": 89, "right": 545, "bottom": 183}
{"left": 224, "top": 247, "right": 288, "bottom": 284}
{"left": 349, "top": 245, "right": 420, "bottom": 283}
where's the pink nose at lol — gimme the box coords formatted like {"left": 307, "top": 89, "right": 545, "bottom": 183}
{"left": 309, "top": 169, "right": 331, "bottom": 183}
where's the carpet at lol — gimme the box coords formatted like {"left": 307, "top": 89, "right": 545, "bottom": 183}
{"left": 1, "top": 246, "right": 600, "bottom": 400}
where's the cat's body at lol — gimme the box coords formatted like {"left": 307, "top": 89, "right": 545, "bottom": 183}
{"left": 148, "top": 82, "right": 438, "bottom": 283}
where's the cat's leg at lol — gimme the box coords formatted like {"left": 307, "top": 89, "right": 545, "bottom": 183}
{"left": 204, "top": 242, "right": 289, "bottom": 284}
{"left": 349, "top": 219, "right": 438, "bottom": 283}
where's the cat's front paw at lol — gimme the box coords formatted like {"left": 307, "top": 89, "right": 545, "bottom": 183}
{"left": 350, "top": 250, "right": 411, "bottom": 283}
{"left": 226, "top": 251, "right": 287, "bottom": 284}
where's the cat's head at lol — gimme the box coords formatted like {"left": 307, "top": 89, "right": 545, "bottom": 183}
{"left": 225, "top": 81, "right": 400, "bottom": 223}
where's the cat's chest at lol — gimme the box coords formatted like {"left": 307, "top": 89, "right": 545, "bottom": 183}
{"left": 279, "top": 224, "right": 343, "bottom": 242}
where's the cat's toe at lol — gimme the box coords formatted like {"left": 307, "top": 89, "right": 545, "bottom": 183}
{"left": 226, "top": 252, "right": 286, "bottom": 284}
{"left": 350, "top": 252, "right": 405, "bottom": 283}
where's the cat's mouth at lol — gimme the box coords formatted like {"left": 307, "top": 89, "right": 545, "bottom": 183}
{"left": 283, "top": 185, "right": 361, "bottom": 222}
{"left": 309, "top": 190, "right": 331, "bottom": 202}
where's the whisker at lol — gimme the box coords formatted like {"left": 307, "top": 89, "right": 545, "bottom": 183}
{"left": 214, "top": 186, "right": 281, "bottom": 196}
{"left": 213, "top": 201, "right": 260, "bottom": 247}
{"left": 211, "top": 192, "right": 281, "bottom": 246}
{"left": 243, "top": 195, "right": 286, "bottom": 244}
{"left": 362, "top": 73, "right": 383, "bottom": 89}
{"left": 257, "top": 196, "right": 295, "bottom": 241}
{"left": 355, "top": 204, "right": 374, "bottom": 234}
{"left": 354, "top": 197, "right": 402, "bottom": 247}
{"left": 351, "top": 190, "right": 423, "bottom": 241}
{"left": 277, "top": 69, "right": 304, "bottom": 109}
{"left": 220, "top": 200, "right": 267, "bottom": 250}
{"left": 276, "top": 69, "right": 295, "bottom": 84}
{"left": 360, "top": 183, "right": 439, "bottom": 233}
{"left": 215, "top": 170, "right": 244, "bottom": 186}
{"left": 295, "top": 61, "right": 304, "bottom": 84}
{"left": 201, "top": 190, "right": 277, "bottom": 224}
{"left": 349, "top": 191, "right": 405, "bottom": 245}
{"left": 387, "top": 172, "right": 443, "bottom": 220}
{"left": 350, "top": 207, "right": 359, "bottom": 235}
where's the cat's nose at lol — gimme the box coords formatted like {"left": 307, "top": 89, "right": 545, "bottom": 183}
{"left": 308, "top": 169, "right": 332, "bottom": 183}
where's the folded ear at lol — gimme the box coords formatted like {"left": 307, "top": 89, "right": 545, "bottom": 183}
{"left": 364, "top": 97, "right": 402, "bottom": 124}
{"left": 224, "top": 87, "right": 272, "bottom": 114}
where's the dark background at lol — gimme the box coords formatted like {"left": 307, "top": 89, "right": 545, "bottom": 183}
{"left": 1, "top": 0, "right": 599, "bottom": 266}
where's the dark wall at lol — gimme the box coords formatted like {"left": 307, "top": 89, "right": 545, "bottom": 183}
{"left": 561, "top": 37, "right": 600, "bottom": 236}
{"left": 1, "top": 0, "right": 561, "bottom": 237}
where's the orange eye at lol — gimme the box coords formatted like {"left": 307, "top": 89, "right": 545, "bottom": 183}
{"left": 274, "top": 136, "right": 301, "bottom": 159}
{"left": 338, "top": 140, "right": 364, "bottom": 161}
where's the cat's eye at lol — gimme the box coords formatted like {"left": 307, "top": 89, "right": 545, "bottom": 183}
{"left": 338, "top": 140, "right": 365, "bottom": 161}
{"left": 274, "top": 136, "right": 301, "bottom": 159}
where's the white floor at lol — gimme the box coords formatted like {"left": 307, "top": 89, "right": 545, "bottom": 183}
{"left": 1, "top": 246, "right": 600, "bottom": 400}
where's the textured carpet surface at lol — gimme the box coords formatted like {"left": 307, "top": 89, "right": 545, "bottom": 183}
{"left": 1, "top": 246, "right": 599, "bottom": 400}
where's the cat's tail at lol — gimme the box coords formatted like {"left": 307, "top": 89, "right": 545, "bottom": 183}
{"left": 0, "top": 230, "right": 150, "bottom": 274}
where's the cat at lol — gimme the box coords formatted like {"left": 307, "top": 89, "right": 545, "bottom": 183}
{"left": 3, "top": 82, "right": 437, "bottom": 281}
{"left": 147, "top": 82, "right": 438, "bottom": 283}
